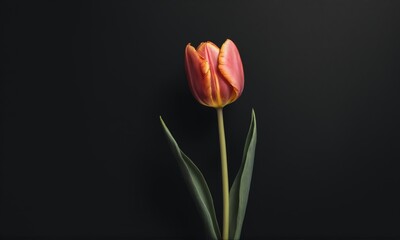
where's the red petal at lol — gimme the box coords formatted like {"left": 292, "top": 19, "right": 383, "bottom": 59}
{"left": 198, "top": 41, "right": 238, "bottom": 107}
{"left": 197, "top": 41, "right": 220, "bottom": 68}
{"left": 185, "top": 44, "right": 212, "bottom": 106}
{"left": 218, "top": 39, "right": 244, "bottom": 97}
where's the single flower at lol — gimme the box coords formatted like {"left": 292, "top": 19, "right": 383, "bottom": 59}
{"left": 185, "top": 39, "right": 244, "bottom": 108}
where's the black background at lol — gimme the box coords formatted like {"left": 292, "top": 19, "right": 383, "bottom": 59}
{"left": 1, "top": 1, "right": 400, "bottom": 239}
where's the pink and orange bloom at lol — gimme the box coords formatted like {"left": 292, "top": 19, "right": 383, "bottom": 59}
{"left": 185, "top": 39, "right": 244, "bottom": 108}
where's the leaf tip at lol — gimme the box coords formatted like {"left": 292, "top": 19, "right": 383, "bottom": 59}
{"left": 159, "top": 115, "right": 166, "bottom": 125}
{"left": 251, "top": 108, "right": 256, "bottom": 122}
{"left": 159, "top": 116, "right": 170, "bottom": 134}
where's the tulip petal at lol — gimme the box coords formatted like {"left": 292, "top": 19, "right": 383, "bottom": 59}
{"left": 197, "top": 42, "right": 236, "bottom": 107}
{"left": 185, "top": 44, "right": 212, "bottom": 106}
{"left": 197, "top": 41, "right": 220, "bottom": 68}
{"left": 197, "top": 42, "right": 221, "bottom": 105}
{"left": 218, "top": 39, "right": 245, "bottom": 97}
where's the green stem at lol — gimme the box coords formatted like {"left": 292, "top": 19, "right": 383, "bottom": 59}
{"left": 216, "top": 108, "right": 229, "bottom": 240}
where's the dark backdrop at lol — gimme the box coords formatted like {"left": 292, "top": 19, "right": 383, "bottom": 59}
{"left": 1, "top": 1, "right": 400, "bottom": 239}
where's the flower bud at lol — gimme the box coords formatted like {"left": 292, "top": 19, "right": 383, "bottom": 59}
{"left": 185, "top": 39, "right": 244, "bottom": 108}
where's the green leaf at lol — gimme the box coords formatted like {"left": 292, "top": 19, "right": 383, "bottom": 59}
{"left": 160, "top": 117, "right": 221, "bottom": 240}
{"left": 229, "top": 109, "right": 257, "bottom": 240}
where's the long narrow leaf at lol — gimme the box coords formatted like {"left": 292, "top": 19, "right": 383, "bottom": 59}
{"left": 160, "top": 117, "right": 221, "bottom": 239}
{"left": 229, "top": 109, "right": 257, "bottom": 239}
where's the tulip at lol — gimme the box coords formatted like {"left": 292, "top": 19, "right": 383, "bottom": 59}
{"left": 160, "top": 39, "right": 254, "bottom": 240}
{"left": 185, "top": 39, "right": 244, "bottom": 108}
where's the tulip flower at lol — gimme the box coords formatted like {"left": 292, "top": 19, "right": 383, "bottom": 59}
{"left": 185, "top": 39, "right": 244, "bottom": 108}
{"left": 161, "top": 39, "right": 256, "bottom": 240}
